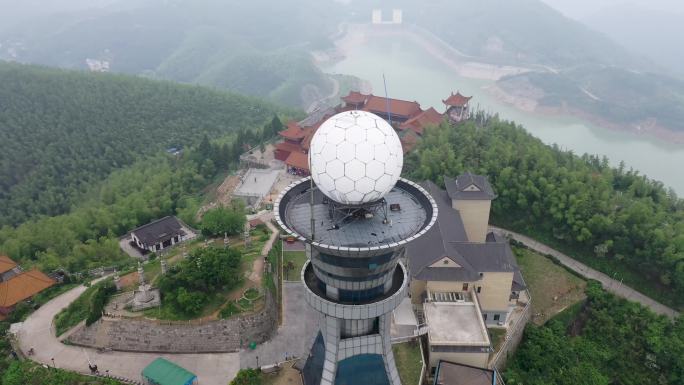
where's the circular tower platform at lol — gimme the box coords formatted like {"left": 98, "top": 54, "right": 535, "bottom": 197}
{"left": 274, "top": 177, "right": 437, "bottom": 385}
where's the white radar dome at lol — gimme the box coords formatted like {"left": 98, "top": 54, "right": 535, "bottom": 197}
{"left": 308, "top": 110, "right": 403, "bottom": 205}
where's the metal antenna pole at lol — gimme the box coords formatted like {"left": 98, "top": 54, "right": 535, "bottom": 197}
{"left": 383, "top": 73, "right": 392, "bottom": 126}
{"left": 309, "top": 177, "right": 315, "bottom": 241}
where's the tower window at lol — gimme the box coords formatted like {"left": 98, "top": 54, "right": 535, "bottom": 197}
{"left": 462, "top": 283, "right": 469, "bottom": 291}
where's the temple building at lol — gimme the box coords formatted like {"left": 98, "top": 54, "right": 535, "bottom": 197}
{"left": 274, "top": 90, "right": 472, "bottom": 173}
{"left": 274, "top": 109, "right": 337, "bottom": 175}
{"left": 443, "top": 92, "right": 472, "bottom": 122}
{"left": 274, "top": 121, "right": 309, "bottom": 162}
{"left": 398, "top": 107, "right": 444, "bottom": 136}
{"left": 361, "top": 95, "right": 422, "bottom": 123}
{"left": 0, "top": 255, "right": 55, "bottom": 317}
{"left": 130, "top": 216, "right": 187, "bottom": 254}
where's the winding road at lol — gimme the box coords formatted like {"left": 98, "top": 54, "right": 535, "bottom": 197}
{"left": 15, "top": 280, "right": 240, "bottom": 385}
{"left": 490, "top": 226, "right": 680, "bottom": 319}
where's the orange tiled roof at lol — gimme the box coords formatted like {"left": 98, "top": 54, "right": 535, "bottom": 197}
{"left": 279, "top": 122, "right": 307, "bottom": 140}
{"left": 342, "top": 91, "right": 369, "bottom": 104}
{"left": 285, "top": 151, "right": 310, "bottom": 171}
{"left": 0, "top": 269, "right": 55, "bottom": 308}
{"left": 275, "top": 141, "right": 304, "bottom": 154}
{"left": 301, "top": 115, "right": 330, "bottom": 151}
{"left": 0, "top": 255, "right": 17, "bottom": 275}
{"left": 443, "top": 92, "right": 472, "bottom": 107}
{"left": 400, "top": 130, "right": 420, "bottom": 154}
{"left": 363, "top": 95, "right": 423, "bottom": 118}
{"left": 399, "top": 107, "right": 444, "bottom": 135}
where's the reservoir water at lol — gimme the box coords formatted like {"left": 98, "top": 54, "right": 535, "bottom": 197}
{"left": 325, "top": 34, "right": 684, "bottom": 194}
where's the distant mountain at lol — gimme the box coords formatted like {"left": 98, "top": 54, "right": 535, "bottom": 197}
{"left": 359, "top": 0, "right": 651, "bottom": 71}
{"left": 0, "top": 0, "right": 123, "bottom": 31}
{"left": 355, "top": 0, "right": 683, "bottom": 137}
{"left": 0, "top": 0, "right": 340, "bottom": 108}
{"left": 0, "top": 62, "right": 281, "bottom": 226}
{"left": 497, "top": 65, "right": 684, "bottom": 134}
{"left": 583, "top": 3, "right": 684, "bottom": 78}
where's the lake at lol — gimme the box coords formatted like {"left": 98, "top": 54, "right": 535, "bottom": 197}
{"left": 325, "top": 34, "right": 684, "bottom": 194}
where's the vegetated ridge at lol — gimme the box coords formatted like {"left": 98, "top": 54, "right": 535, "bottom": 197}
{"left": 406, "top": 116, "right": 684, "bottom": 308}
{"left": 0, "top": 0, "right": 340, "bottom": 108}
{"left": 0, "top": 61, "right": 281, "bottom": 226}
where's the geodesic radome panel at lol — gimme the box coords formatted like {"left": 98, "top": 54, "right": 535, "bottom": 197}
{"left": 309, "top": 110, "right": 403, "bottom": 205}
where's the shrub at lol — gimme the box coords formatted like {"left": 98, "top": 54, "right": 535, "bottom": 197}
{"left": 229, "top": 368, "right": 261, "bottom": 385}
{"left": 86, "top": 281, "right": 116, "bottom": 325}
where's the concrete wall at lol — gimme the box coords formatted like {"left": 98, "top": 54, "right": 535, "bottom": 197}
{"left": 428, "top": 350, "right": 489, "bottom": 371}
{"left": 426, "top": 280, "right": 478, "bottom": 293}
{"left": 491, "top": 300, "right": 532, "bottom": 371}
{"left": 67, "top": 292, "right": 277, "bottom": 353}
{"left": 409, "top": 279, "right": 426, "bottom": 304}
{"left": 452, "top": 199, "right": 491, "bottom": 243}
{"left": 476, "top": 272, "right": 513, "bottom": 313}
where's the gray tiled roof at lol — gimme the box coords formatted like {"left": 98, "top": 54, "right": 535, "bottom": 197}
{"left": 131, "top": 216, "right": 183, "bottom": 246}
{"left": 444, "top": 173, "right": 496, "bottom": 201}
{"left": 407, "top": 180, "right": 519, "bottom": 283}
{"left": 407, "top": 181, "right": 470, "bottom": 279}
{"left": 449, "top": 243, "right": 516, "bottom": 273}
{"left": 512, "top": 269, "right": 527, "bottom": 291}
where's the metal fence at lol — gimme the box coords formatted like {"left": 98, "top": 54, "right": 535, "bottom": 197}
{"left": 490, "top": 291, "right": 532, "bottom": 371}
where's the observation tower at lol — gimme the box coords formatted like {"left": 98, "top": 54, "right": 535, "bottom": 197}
{"left": 274, "top": 110, "right": 437, "bottom": 385}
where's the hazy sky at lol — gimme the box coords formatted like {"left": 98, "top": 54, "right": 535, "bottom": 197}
{"left": 540, "top": 0, "right": 684, "bottom": 19}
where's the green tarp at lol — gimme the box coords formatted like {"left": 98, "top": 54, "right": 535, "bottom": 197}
{"left": 142, "top": 357, "right": 197, "bottom": 385}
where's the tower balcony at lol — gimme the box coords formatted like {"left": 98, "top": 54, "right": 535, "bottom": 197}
{"left": 302, "top": 260, "right": 409, "bottom": 320}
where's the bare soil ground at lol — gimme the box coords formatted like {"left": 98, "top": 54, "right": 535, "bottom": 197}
{"left": 514, "top": 247, "right": 587, "bottom": 325}
{"left": 261, "top": 361, "right": 303, "bottom": 385}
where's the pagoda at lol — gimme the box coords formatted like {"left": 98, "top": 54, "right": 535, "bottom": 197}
{"left": 443, "top": 91, "right": 472, "bottom": 122}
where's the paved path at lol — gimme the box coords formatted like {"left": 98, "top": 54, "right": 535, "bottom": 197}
{"left": 15, "top": 281, "right": 240, "bottom": 385}
{"left": 247, "top": 212, "right": 279, "bottom": 285}
{"left": 490, "top": 226, "right": 680, "bottom": 319}
{"left": 240, "top": 282, "right": 317, "bottom": 368}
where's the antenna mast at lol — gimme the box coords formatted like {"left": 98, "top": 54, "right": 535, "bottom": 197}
{"left": 309, "top": 176, "right": 315, "bottom": 241}
{"left": 383, "top": 73, "right": 393, "bottom": 126}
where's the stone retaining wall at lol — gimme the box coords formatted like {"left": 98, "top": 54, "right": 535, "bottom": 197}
{"left": 66, "top": 292, "right": 277, "bottom": 353}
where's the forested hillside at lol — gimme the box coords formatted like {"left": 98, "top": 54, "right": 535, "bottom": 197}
{"left": 0, "top": 62, "right": 281, "bottom": 226}
{"left": 0, "top": 120, "right": 281, "bottom": 272}
{"left": 0, "top": 0, "right": 339, "bottom": 108}
{"left": 505, "top": 282, "right": 684, "bottom": 385}
{"left": 406, "top": 117, "right": 684, "bottom": 307}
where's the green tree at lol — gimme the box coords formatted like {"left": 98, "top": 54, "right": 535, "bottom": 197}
{"left": 200, "top": 206, "right": 246, "bottom": 237}
{"left": 175, "top": 287, "right": 207, "bottom": 316}
{"left": 229, "top": 369, "right": 261, "bottom": 385}
{"left": 157, "top": 246, "right": 242, "bottom": 316}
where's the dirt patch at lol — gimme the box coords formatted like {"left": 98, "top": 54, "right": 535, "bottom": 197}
{"left": 119, "top": 271, "right": 139, "bottom": 291}
{"left": 514, "top": 247, "right": 587, "bottom": 325}
{"left": 567, "top": 302, "right": 590, "bottom": 337}
{"left": 262, "top": 362, "right": 303, "bottom": 385}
